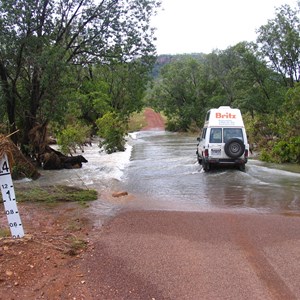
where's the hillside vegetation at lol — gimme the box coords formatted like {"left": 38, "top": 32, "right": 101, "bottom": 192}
{"left": 0, "top": 1, "right": 299, "bottom": 164}
{"left": 146, "top": 4, "right": 300, "bottom": 164}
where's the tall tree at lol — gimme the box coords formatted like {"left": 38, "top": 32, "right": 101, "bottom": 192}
{"left": 148, "top": 56, "right": 214, "bottom": 130}
{"left": 229, "top": 43, "right": 286, "bottom": 115}
{"left": 256, "top": 3, "right": 300, "bottom": 87}
{"left": 0, "top": 0, "right": 160, "bottom": 151}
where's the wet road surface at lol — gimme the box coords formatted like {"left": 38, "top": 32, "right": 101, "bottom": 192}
{"left": 15, "top": 131, "right": 300, "bottom": 299}
{"left": 80, "top": 131, "right": 300, "bottom": 299}
{"left": 18, "top": 131, "right": 300, "bottom": 215}
{"left": 121, "top": 131, "right": 300, "bottom": 214}
{"left": 83, "top": 210, "right": 300, "bottom": 299}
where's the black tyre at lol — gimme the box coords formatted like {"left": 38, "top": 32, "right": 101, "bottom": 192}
{"left": 202, "top": 160, "right": 210, "bottom": 171}
{"left": 239, "top": 163, "right": 246, "bottom": 172}
{"left": 224, "top": 138, "right": 245, "bottom": 158}
{"left": 196, "top": 152, "right": 202, "bottom": 165}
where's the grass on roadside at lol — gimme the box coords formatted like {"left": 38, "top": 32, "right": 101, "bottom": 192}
{"left": 0, "top": 228, "right": 10, "bottom": 238}
{"left": 66, "top": 235, "right": 88, "bottom": 256}
{"left": 15, "top": 185, "right": 98, "bottom": 204}
{"left": 128, "top": 111, "right": 147, "bottom": 132}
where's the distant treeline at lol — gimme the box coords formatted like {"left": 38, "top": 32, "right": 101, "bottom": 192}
{"left": 146, "top": 4, "right": 300, "bottom": 164}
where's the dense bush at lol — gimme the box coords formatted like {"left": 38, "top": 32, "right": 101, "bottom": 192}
{"left": 259, "top": 137, "right": 300, "bottom": 163}
{"left": 96, "top": 112, "right": 126, "bottom": 154}
{"left": 57, "top": 123, "right": 91, "bottom": 155}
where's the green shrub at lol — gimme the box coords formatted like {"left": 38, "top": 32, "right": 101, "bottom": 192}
{"left": 289, "top": 136, "right": 300, "bottom": 163}
{"left": 96, "top": 112, "right": 126, "bottom": 154}
{"left": 260, "top": 137, "right": 300, "bottom": 164}
{"left": 272, "top": 141, "right": 291, "bottom": 163}
{"left": 259, "top": 148, "right": 273, "bottom": 162}
{"left": 166, "top": 116, "right": 189, "bottom": 132}
{"left": 128, "top": 111, "right": 147, "bottom": 131}
{"left": 57, "top": 123, "right": 91, "bottom": 154}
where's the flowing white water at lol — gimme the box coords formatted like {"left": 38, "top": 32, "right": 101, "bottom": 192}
{"left": 17, "top": 138, "right": 133, "bottom": 189}
{"left": 15, "top": 132, "right": 300, "bottom": 217}
{"left": 15, "top": 138, "right": 135, "bottom": 226}
{"left": 121, "top": 131, "right": 300, "bottom": 214}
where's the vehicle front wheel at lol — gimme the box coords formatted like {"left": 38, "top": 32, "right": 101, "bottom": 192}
{"left": 202, "top": 160, "right": 210, "bottom": 172}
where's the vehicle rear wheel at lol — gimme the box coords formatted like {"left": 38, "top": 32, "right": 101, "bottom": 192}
{"left": 197, "top": 153, "right": 202, "bottom": 165}
{"left": 202, "top": 160, "right": 210, "bottom": 172}
{"left": 224, "top": 138, "right": 245, "bottom": 158}
{"left": 239, "top": 163, "right": 246, "bottom": 172}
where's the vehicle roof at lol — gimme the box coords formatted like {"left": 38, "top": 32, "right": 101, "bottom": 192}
{"left": 204, "top": 106, "right": 245, "bottom": 127}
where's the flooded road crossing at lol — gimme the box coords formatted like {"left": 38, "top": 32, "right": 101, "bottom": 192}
{"left": 121, "top": 131, "right": 300, "bottom": 213}
{"left": 16, "top": 131, "right": 300, "bottom": 215}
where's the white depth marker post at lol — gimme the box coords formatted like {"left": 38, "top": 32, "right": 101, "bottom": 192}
{"left": 0, "top": 154, "right": 25, "bottom": 238}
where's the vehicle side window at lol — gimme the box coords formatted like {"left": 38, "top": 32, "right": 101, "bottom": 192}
{"left": 201, "top": 128, "right": 207, "bottom": 139}
{"left": 223, "top": 128, "right": 244, "bottom": 143}
{"left": 209, "top": 128, "right": 222, "bottom": 143}
{"left": 205, "top": 112, "right": 210, "bottom": 121}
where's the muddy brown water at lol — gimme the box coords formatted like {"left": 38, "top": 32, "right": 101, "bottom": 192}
{"left": 120, "top": 131, "right": 300, "bottom": 214}
{"left": 15, "top": 131, "right": 300, "bottom": 217}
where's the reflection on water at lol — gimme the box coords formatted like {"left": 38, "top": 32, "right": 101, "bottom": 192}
{"left": 15, "top": 132, "right": 300, "bottom": 215}
{"left": 14, "top": 140, "right": 133, "bottom": 220}
{"left": 122, "top": 131, "right": 300, "bottom": 213}
{"left": 201, "top": 167, "right": 300, "bottom": 212}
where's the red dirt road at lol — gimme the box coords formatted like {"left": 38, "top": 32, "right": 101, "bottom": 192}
{"left": 78, "top": 110, "right": 300, "bottom": 299}
{"left": 2, "top": 108, "right": 300, "bottom": 299}
{"left": 80, "top": 210, "right": 300, "bottom": 299}
{"left": 142, "top": 108, "right": 165, "bottom": 131}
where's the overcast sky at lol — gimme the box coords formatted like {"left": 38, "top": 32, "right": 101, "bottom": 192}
{"left": 152, "top": 0, "right": 299, "bottom": 55}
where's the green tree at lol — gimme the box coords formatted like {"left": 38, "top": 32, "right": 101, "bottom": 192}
{"left": 64, "top": 73, "right": 111, "bottom": 133}
{"left": 229, "top": 43, "right": 286, "bottom": 115}
{"left": 281, "top": 83, "right": 300, "bottom": 138}
{"left": 0, "top": 0, "right": 161, "bottom": 153}
{"left": 96, "top": 112, "right": 126, "bottom": 153}
{"left": 256, "top": 3, "right": 300, "bottom": 87}
{"left": 206, "top": 49, "right": 239, "bottom": 107}
{"left": 259, "top": 84, "right": 300, "bottom": 163}
{"left": 148, "top": 56, "right": 213, "bottom": 130}
{"left": 96, "top": 60, "right": 153, "bottom": 117}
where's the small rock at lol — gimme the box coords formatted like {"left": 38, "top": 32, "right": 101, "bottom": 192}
{"left": 6, "top": 270, "right": 13, "bottom": 276}
{"left": 112, "top": 191, "right": 128, "bottom": 198}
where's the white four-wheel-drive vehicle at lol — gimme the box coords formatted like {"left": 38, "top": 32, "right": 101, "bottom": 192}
{"left": 196, "top": 106, "right": 249, "bottom": 171}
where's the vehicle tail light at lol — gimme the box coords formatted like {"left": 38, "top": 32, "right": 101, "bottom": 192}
{"left": 204, "top": 149, "right": 209, "bottom": 157}
{"left": 244, "top": 150, "right": 248, "bottom": 158}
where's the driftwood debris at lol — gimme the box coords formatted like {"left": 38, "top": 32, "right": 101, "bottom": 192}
{"left": 28, "top": 122, "right": 88, "bottom": 170}
{"left": 40, "top": 146, "right": 88, "bottom": 170}
{"left": 0, "top": 135, "right": 41, "bottom": 180}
